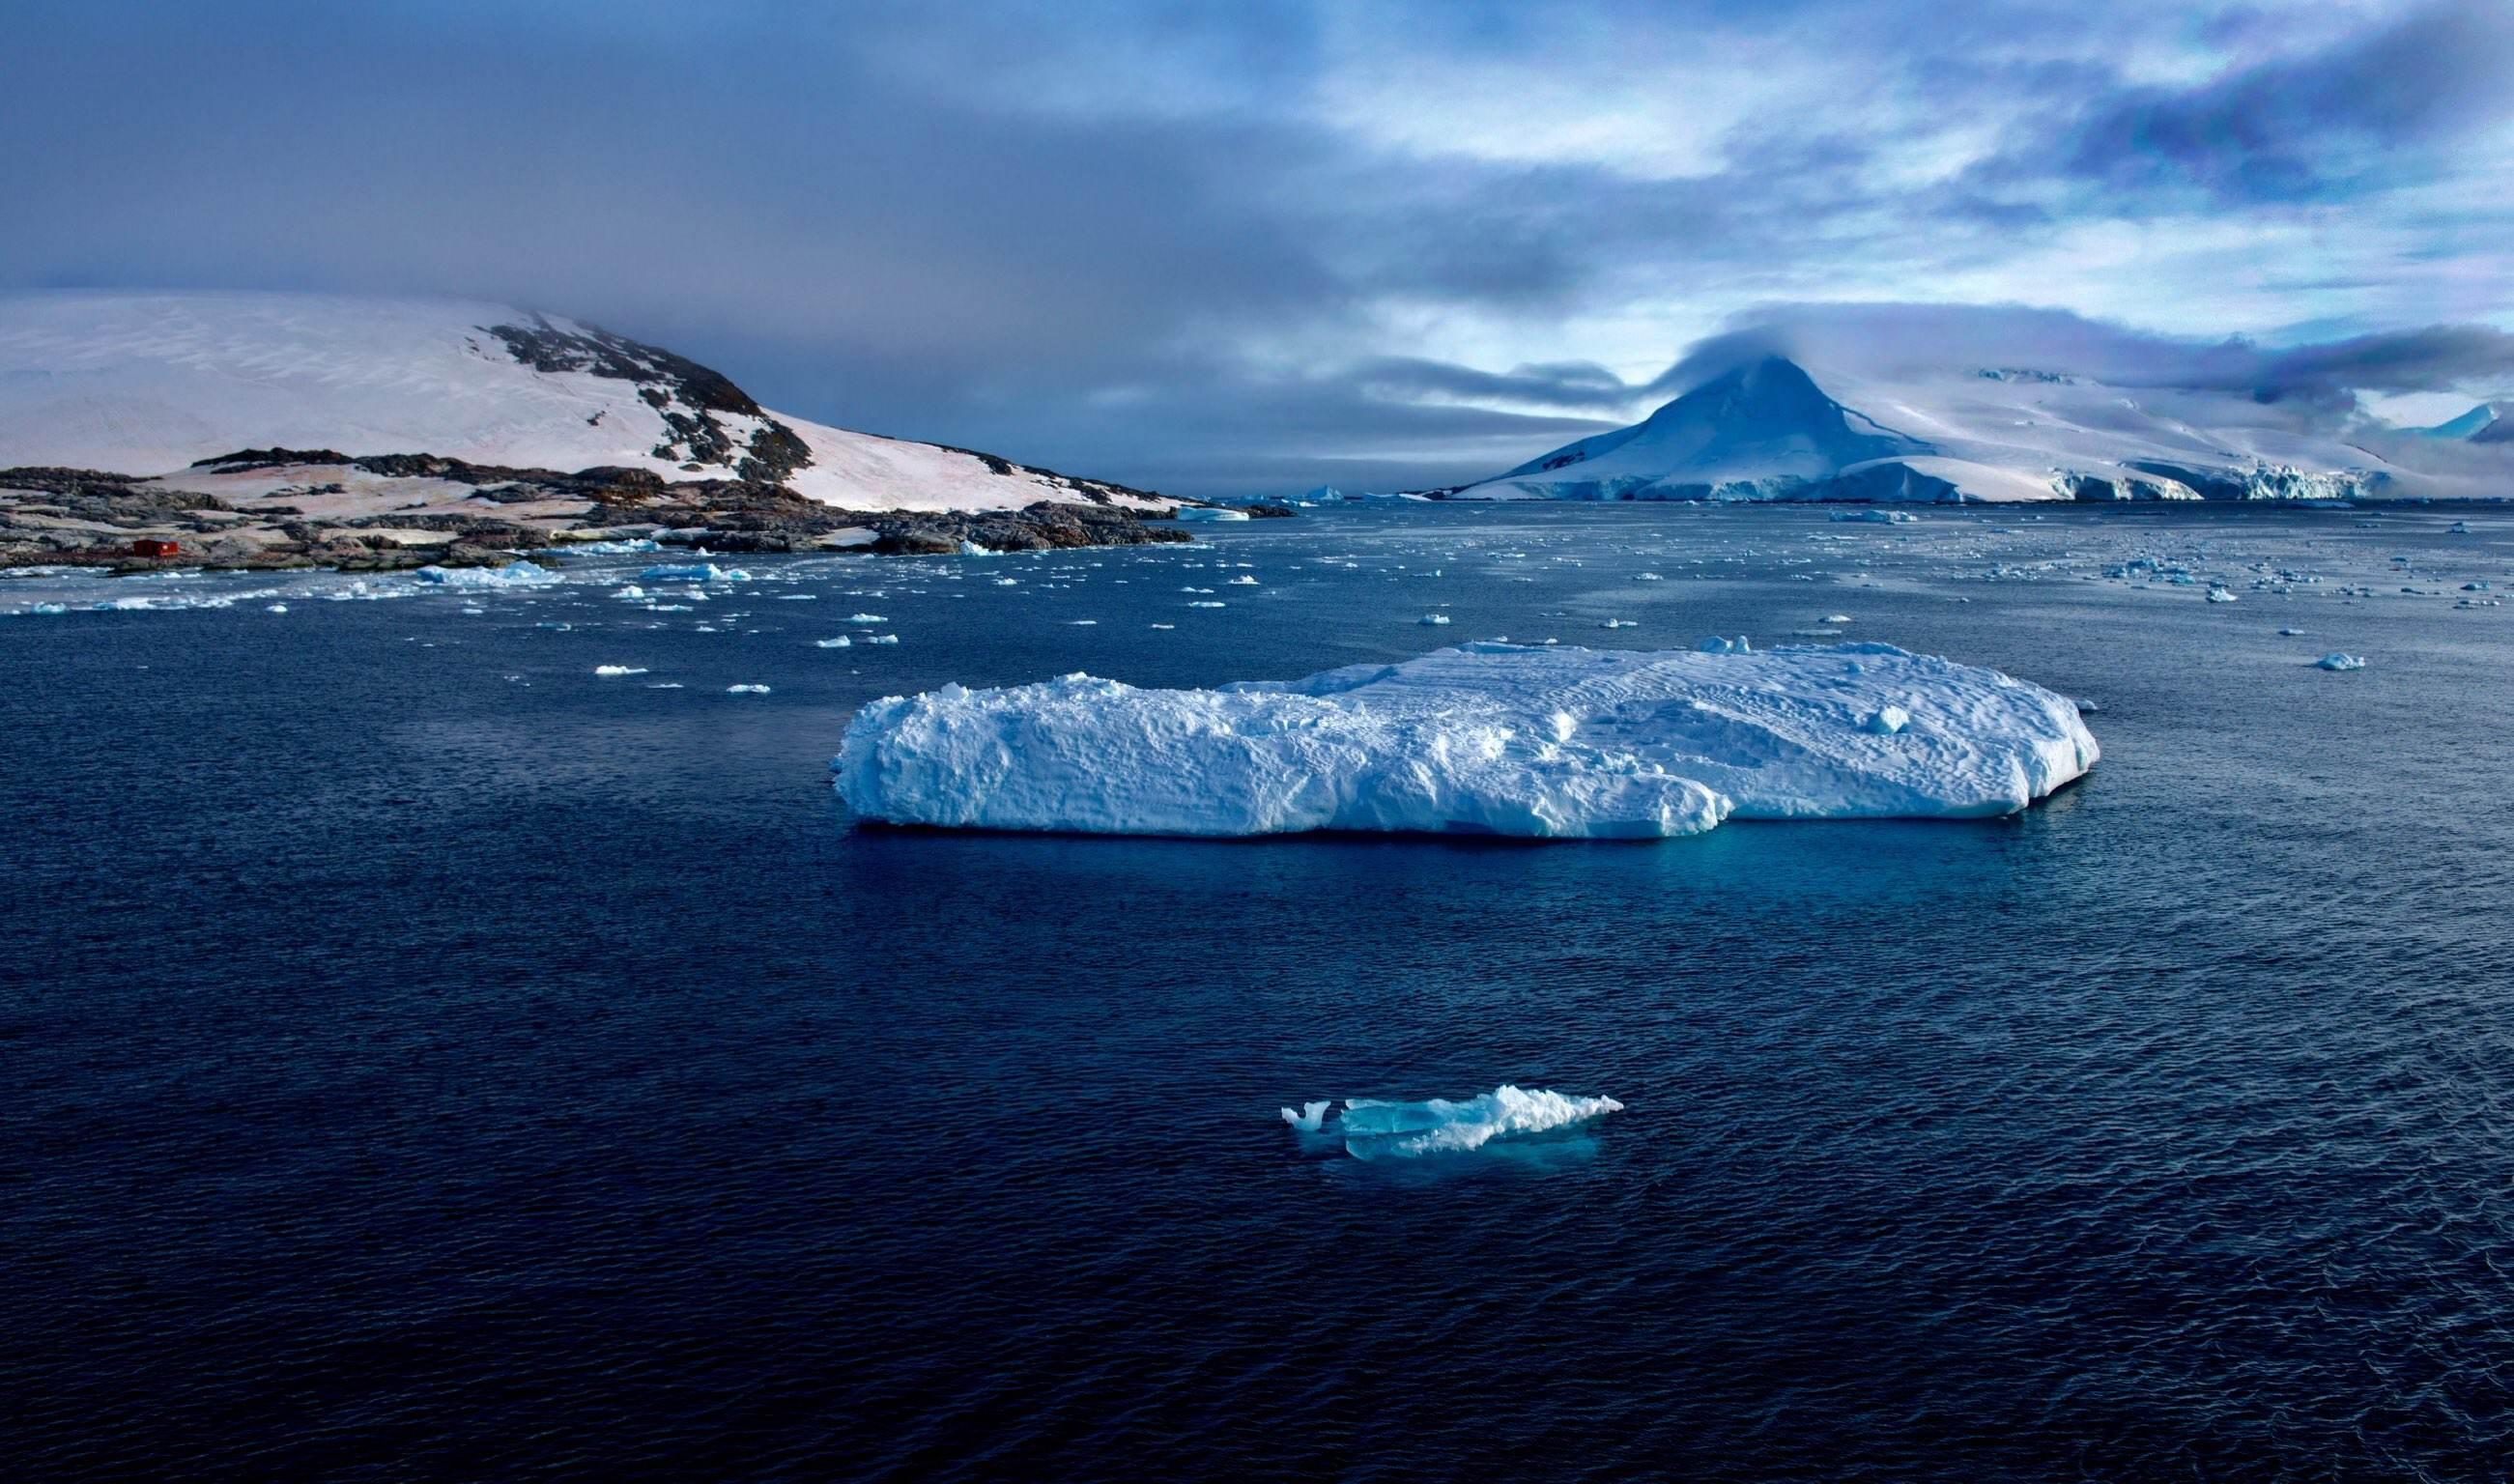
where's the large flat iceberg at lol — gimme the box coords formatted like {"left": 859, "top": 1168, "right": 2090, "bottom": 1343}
{"left": 835, "top": 642, "right": 2097, "bottom": 840}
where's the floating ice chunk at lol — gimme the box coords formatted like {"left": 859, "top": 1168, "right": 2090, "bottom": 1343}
{"left": 1188, "top": 601, "right": 1226, "bottom": 609}
{"left": 865, "top": 634, "right": 900, "bottom": 645}
{"left": 1068, "top": 619, "right": 1099, "bottom": 626}
{"left": 1697, "top": 635, "right": 1751, "bottom": 653}
{"left": 1227, "top": 576, "right": 1259, "bottom": 585}
{"left": 815, "top": 636, "right": 853, "bottom": 648}
{"left": 1832, "top": 508, "right": 1917, "bottom": 524}
{"left": 562, "top": 538, "right": 660, "bottom": 554}
{"left": 728, "top": 683, "right": 772, "bottom": 694}
{"left": 837, "top": 642, "right": 2098, "bottom": 839}
{"left": 1636, "top": 572, "right": 1664, "bottom": 582}
{"left": 1419, "top": 613, "right": 1451, "bottom": 625}
{"left": 267, "top": 603, "right": 289, "bottom": 614}
{"left": 1280, "top": 1100, "right": 1330, "bottom": 1132}
{"left": 1822, "top": 614, "right": 1852, "bottom": 624}
{"left": 1173, "top": 504, "right": 1250, "bottom": 521}
{"left": 647, "top": 682, "right": 684, "bottom": 689}
{"left": 993, "top": 578, "right": 1019, "bottom": 586}
{"left": 26, "top": 602, "right": 67, "bottom": 615}
{"left": 1334, "top": 1086, "right": 1623, "bottom": 1158}
{"left": 2449, "top": 521, "right": 2471, "bottom": 534}
{"left": 413, "top": 561, "right": 561, "bottom": 588}
{"left": 1867, "top": 704, "right": 1910, "bottom": 734}
{"left": 2206, "top": 585, "right": 2238, "bottom": 603}
{"left": 2315, "top": 653, "right": 2367, "bottom": 671}
{"left": 594, "top": 665, "right": 648, "bottom": 676}
{"left": 1601, "top": 618, "right": 1637, "bottom": 630}
{"left": 847, "top": 613, "right": 888, "bottom": 623}
{"left": 639, "top": 563, "right": 750, "bottom": 583}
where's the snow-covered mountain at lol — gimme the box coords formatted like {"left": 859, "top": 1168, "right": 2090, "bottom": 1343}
{"left": 1453, "top": 355, "right": 2502, "bottom": 504}
{"left": 0, "top": 291, "right": 1171, "bottom": 514}
{"left": 2414, "top": 403, "right": 2501, "bottom": 441}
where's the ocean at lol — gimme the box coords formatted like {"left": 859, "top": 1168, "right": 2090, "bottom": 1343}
{"left": 6, "top": 502, "right": 2511, "bottom": 1479}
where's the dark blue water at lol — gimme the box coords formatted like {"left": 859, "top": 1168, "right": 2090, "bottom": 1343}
{"left": 6, "top": 504, "right": 2513, "bottom": 1480}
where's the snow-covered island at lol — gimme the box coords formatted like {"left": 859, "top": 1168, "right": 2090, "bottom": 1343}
{"left": 0, "top": 292, "right": 1255, "bottom": 571}
{"left": 1444, "top": 354, "right": 2503, "bottom": 505}
{"left": 836, "top": 642, "right": 2099, "bottom": 839}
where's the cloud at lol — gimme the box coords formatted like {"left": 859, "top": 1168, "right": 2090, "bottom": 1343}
{"left": 2053, "top": 0, "right": 2514, "bottom": 203}
{"left": 2, "top": 0, "right": 2511, "bottom": 495}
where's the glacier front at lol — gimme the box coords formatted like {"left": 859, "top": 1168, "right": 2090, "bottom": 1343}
{"left": 835, "top": 642, "right": 2098, "bottom": 840}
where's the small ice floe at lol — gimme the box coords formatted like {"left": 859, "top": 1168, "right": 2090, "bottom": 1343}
{"left": 993, "top": 578, "right": 1019, "bottom": 586}
{"left": 1822, "top": 614, "right": 1852, "bottom": 624}
{"left": 2315, "top": 653, "right": 2367, "bottom": 671}
{"left": 414, "top": 561, "right": 562, "bottom": 589}
{"left": 267, "top": 604, "right": 290, "bottom": 614}
{"left": 640, "top": 562, "right": 750, "bottom": 583}
{"left": 1227, "top": 576, "right": 1258, "bottom": 585}
{"left": 1419, "top": 613, "right": 1451, "bottom": 626}
{"left": 865, "top": 634, "right": 900, "bottom": 645}
{"left": 1280, "top": 1101, "right": 1330, "bottom": 1132}
{"left": 1068, "top": 619, "right": 1099, "bottom": 626}
{"left": 1188, "top": 601, "right": 1226, "bottom": 609}
{"left": 815, "top": 636, "right": 853, "bottom": 648}
{"left": 727, "top": 683, "right": 772, "bottom": 694}
{"left": 1866, "top": 704, "right": 1910, "bottom": 735}
{"left": 612, "top": 585, "right": 646, "bottom": 601}
{"left": 1600, "top": 618, "right": 1637, "bottom": 629}
{"left": 1150, "top": 622, "right": 1176, "bottom": 630}
{"left": 25, "top": 602, "right": 68, "bottom": 615}
{"left": 1282, "top": 1085, "right": 1625, "bottom": 1160}
{"left": 2206, "top": 585, "right": 2239, "bottom": 604}
{"left": 1697, "top": 635, "right": 1751, "bottom": 653}
{"left": 646, "top": 682, "right": 684, "bottom": 689}
{"left": 594, "top": 665, "right": 649, "bottom": 676}
{"left": 847, "top": 613, "right": 888, "bottom": 623}
{"left": 1635, "top": 572, "right": 1663, "bottom": 582}
{"left": 1832, "top": 508, "right": 1918, "bottom": 525}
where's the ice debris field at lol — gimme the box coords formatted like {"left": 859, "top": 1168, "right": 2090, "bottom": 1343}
{"left": 836, "top": 641, "right": 2100, "bottom": 839}
{"left": 1281, "top": 1085, "right": 1625, "bottom": 1160}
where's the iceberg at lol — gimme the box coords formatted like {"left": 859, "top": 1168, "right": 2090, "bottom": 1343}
{"left": 412, "top": 561, "right": 561, "bottom": 588}
{"left": 639, "top": 562, "right": 750, "bottom": 583}
{"left": 2315, "top": 652, "right": 2367, "bottom": 671}
{"left": 836, "top": 642, "right": 2098, "bottom": 839}
{"left": 1286, "top": 1085, "right": 1624, "bottom": 1159}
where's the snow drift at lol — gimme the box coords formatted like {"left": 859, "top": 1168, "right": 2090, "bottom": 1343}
{"left": 835, "top": 642, "right": 2098, "bottom": 839}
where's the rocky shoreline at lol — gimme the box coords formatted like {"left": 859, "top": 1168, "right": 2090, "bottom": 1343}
{"left": 0, "top": 452, "right": 1285, "bottom": 573}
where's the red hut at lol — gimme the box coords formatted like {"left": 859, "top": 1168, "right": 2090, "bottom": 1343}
{"left": 131, "top": 538, "right": 180, "bottom": 558}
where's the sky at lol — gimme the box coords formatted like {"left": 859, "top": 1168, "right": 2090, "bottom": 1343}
{"left": 6, "top": 0, "right": 2512, "bottom": 495}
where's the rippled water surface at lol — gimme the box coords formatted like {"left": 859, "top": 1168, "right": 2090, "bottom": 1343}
{"left": 7, "top": 503, "right": 2514, "bottom": 1480}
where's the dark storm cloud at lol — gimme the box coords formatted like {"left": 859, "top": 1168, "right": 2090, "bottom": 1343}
{"left": 3, "top": 0, "right": 2510, "bottom": 495}
{"left": 2051, "top": 0, "right": 2514, "bottom": 203}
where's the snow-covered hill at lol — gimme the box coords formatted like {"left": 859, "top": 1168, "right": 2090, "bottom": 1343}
{"left": 0, "top": 292, "right": 1170, "bottom": 514}
{"left": 1453, "top": 355, "right": 2503, "bottom": 504}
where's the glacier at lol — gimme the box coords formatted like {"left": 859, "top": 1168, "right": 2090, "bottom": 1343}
{"left": 1284, "top": 1086, "right": 1626, "bottom": 1159}
{"left": 835, "top": 642, "right": 2098, "bottom": 840}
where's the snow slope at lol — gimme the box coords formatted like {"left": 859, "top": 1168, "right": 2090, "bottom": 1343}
{"left": 0, "top": 292, "right": 1169, "bottom": 513}
{"left": 1454, "top": 355, "right": 2490, "bottom": 504}
{"left": 835, "top": 642, "right": 2098, "bottom": 839}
